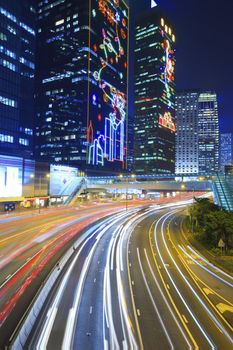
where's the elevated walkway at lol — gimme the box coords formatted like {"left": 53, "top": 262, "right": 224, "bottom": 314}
{"left": 213, "top": 174, "right": 233, "bottom": 211}
{"left": 63, "top": 177, "right": 86, "bottom": 205}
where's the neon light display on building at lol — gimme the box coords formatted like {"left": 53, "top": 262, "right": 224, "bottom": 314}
{"left": 159, "top": 111, "right": 175, "bottom": 132}
{"left": 159, "top": 18, "right": 176, "bottom": 132}
{"left": 87, "top": 0, "right": 128, "bottom": 169}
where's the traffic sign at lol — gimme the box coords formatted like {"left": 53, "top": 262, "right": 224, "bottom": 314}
{"left": 218, "top": 239, "right": 225, "bottom": 248}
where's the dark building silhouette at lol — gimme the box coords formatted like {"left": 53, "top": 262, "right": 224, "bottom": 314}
{"left": 35, "top": 0, "right": 129, "bottom": 175}
{"left": 134, "top": 9, "right": 176, "bottom": 175}
{"left": 0, "top": 1, "right": 36, "bottom": 159}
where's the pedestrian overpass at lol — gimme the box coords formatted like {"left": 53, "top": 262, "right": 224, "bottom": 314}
{"left": 63, "top": 173, "right": 233, "bottom": 212}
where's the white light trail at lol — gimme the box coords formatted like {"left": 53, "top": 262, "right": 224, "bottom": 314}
{"left": 137, "top": 248, "right": 175, "bottom": 349}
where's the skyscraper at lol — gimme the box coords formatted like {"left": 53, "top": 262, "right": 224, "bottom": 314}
{"left": 35, "top": 0, "right": 129, "bottom": 175}
{"left": 175, "top": 91, "right": 199, "bottom": 175}
{"left": 198, "top": 92, "right": 219, "bottom": 174}
{"left": 220, "top": 133, "right": 233, "bottom": 171}
{"left": 175, "top": 91, "right": 219, "bottom": 175}
{"left": 134, "top": 9, "right": 176, "bottom": 175}
{"left": 0, "top": 1, "right": 36, "bottom": 159}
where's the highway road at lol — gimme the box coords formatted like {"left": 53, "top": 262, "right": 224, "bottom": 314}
{"left": 0, "top": 202, "right": 138, "bottom": 347}
{"left": 21, "top": 203, "right": 233, "bottom": 350}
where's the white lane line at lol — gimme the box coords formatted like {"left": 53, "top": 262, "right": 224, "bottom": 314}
{"left": 137, "top": 248, "right": 174, "bottom": 350}
{"left": 179, "top": 245, "right": 233, "bottom": 288}
{"left": 161, "top": 213, "right": 233, "bottom": 345}
{"left": 36, "top": 223, "right": 104, "bottom": 350}
{"left": 62, "top": 215, "right": 126, "bottom": 350}
{"left": 90, "top": 306, "right": 93, "bottom": 314}
{"left": 156, "top": 211, "right": 233, "bottom": 348}
{"left": 144, "top": 250, "right": 193, "bottom": 349}
{"left": 187, "top": 245, "right": 233, "bottom": 282}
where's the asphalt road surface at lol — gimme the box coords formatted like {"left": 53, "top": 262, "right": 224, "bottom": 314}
{"left": 22, "top": 202, "right": 233, "bottom": 349}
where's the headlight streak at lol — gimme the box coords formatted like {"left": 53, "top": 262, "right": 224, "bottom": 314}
{"left": 62, "top": 210, "right": 137, "bottom": 350}
{"left": 167, "top": 211, "right": 233, "bottom": 339}
{"left": 186, "top": 245, "right": 233, "bottom": 282}
{"left": 136, "top": 248, "right": 175, "bottom": 350}
{"left": 35, "top": 222, "right": 107, "bottom": 350}
{"left": 154, "top": 211, "right": 216, "bottom": 349}
{"left": 116, "top": 225, "right": 138, "bottom": 349}
{"left": 158, "top": 210, "right": 233, "bottom": 347}
{"left": 103, "top": 209, "right": 151, "bottom": 350}
{"left": 103, "top": 225, "right": 122, "bottom": 350}
{"left": 143, "top": 248, "right": 193, "bottom": 349}
{"left": 179, "top": 245, "right": 233, "bottom": 289}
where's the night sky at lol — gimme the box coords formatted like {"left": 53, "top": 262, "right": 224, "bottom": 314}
{"left": 131, "top": 0, "right": 233, "bottom": 133}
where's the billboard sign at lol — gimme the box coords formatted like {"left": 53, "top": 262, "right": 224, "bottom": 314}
{"left": 50, "top": 165, "right": 78, "bottom": 196}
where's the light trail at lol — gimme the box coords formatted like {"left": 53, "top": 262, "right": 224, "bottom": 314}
{"left": 179, "top": 245, "right": 233, "bottom": 289}
{"left": 158, "top": 210, "right": 233, "bottom": 347}
{"left": 62, "top": 210, "right": 135, "bottom": 350}
{"left": 154, "top": 211, "right": 216, "bottom": 349}
{"left": 187, "top": 245, "right": 233, "bottom": 282}
{"left": 36, "top": 222, "right": 106, "bottom": 350}
{"left": 143, "top": 248, "right": 193, "bottom": 349}
{"left": 137, "top": 248, "right": 175, "bottom": 349}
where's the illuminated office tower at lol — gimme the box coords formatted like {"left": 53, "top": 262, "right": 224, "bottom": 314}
{"left": 220, "top": 133, "right": 233, "bottom": 171}
{"left": 134, "top": 10, "right": 176, "bottom": 175}
{"left": 36, "top": 0, "right": 129, "bottom": 174}
{"left": 198, "top": 92, "right": 219, "bottom": 174}
{"left": 0, "top": 1, "right": 36, "bottom": 159}
{"left": 175, "top": 91, "right": 199, "bottom": 175}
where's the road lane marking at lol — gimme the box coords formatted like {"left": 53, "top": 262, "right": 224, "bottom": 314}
{"left": 216, "top": 303, "right": 233, "bottom": 314}
{"left": 187, "top": 245, "right": 233, "bottom": 282}
{"left": 182, "top": 315, "right": 188, "bottom": 324}
{"left": 89, "top": 306, "right": 93, "bottom": 314}
{"left": 145, "top": 241, "right": 193, "bottom": 350}
{"left": 179, "top": 245, "right": 233, "bottom": 289}
{"left": 159, "top": 211, "right": 233, "bottom": 346}
{"left": 137, "top": 248, "right": 174, "bottom": 350}
{"left": 167, "top": 215, "right": 233, "bottom": 333}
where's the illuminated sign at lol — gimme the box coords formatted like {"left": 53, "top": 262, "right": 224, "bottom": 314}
{"left": 159, "top": 112, "right": 176, "bottom": 132}
{"left": 0, "top": 156, "right": 23, "bottom": 197}
{"left": 151, "top": 0, "right": 157, "bottom": 8}
{"left": 50, "top": 165, "right": 78, "bottom": 196}
{"left": 87, "top": 0, "right": 128, "bottom": 169}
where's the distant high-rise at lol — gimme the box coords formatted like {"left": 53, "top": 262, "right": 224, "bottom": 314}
{"left": 220, "top": 133, "right": 233, "bottom": 171}
{"left": 198, "top": 92, "right": 219, "bottom": 174}
{"left": 175, "top": 91, "right": 199, "bottom": 175}
{"left": 35, "top": 0, "right": 129, "bottom": 175}
{"left": 134, "top": 9, "right": 176, "bottom": 175}
{"left": 0, "top": 1, "right": 36, "bottom": 159}
{"left": 175, "top": 91, "right": 219, "bottom": 175}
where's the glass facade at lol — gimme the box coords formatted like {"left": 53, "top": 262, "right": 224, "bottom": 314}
{"left": 175, "top": 91, "right": 199, "bottom": 175}
{"left": 198, "top": 92, "right": 219, "bottom": 174}
{"left": 0, "top": 1, "right": 35, "bottom": 159}
{"left": 176, "top": 91, "right": 219, "bottom": 175}
{"left": 134, "top": 12, "right": 176, "bottom": 175}
{"left": 35, "top": 0, "right": 129, "bottom": 175}
{"left": 220, "top": 133, "right": 233, "bottom": 171}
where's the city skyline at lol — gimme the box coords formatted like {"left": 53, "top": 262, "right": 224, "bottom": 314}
{"left": 0, "top": 2, "right": 233, "bottom": 350}
{"left": 133, "top": 0, "right": 232, "bottom": 133}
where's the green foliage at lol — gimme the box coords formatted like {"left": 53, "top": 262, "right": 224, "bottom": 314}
{"left": 189, "top": 198, "right": 233, "bottom": 250}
